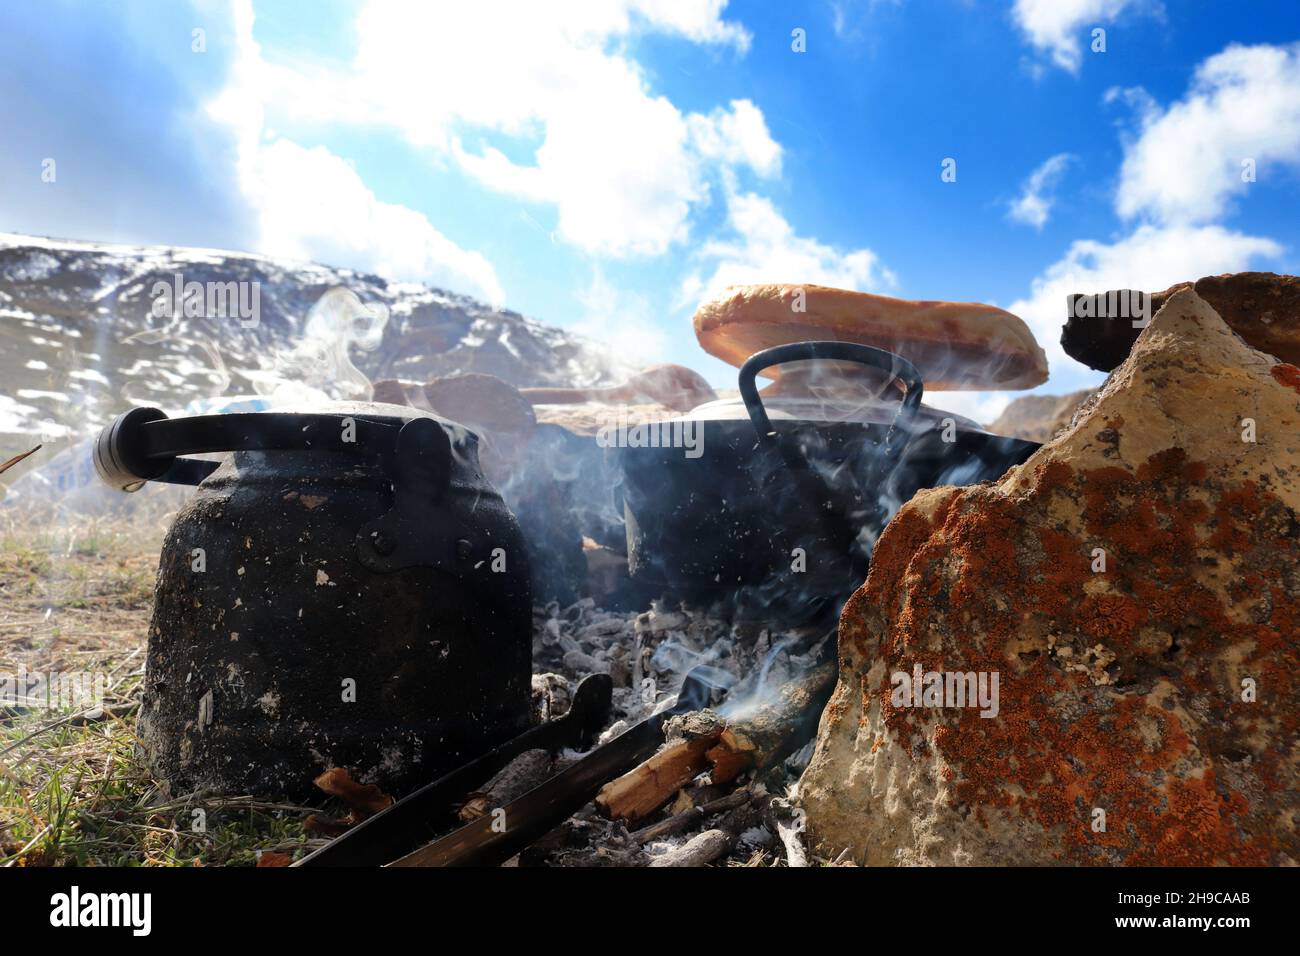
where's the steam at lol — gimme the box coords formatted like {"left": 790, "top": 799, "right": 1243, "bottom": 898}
{"left": 240, "top": 288, "right": 388, "bottom": 405}
{"left": 121, "top": 328, "right": 232, "bottom": 406}
{"left": 5, "top": 287, "right": 390, "bottom": 519}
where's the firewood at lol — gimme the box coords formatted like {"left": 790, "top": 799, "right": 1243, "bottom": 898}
{"left": 457, "top": 749, "right": 554, "bottom": 822}
{"left": 704, "top": 661, "right": 837, "bottom": 784}
{"left": 595, "top": 664, "right": 835, "bottom": 826}
{"left": 594, "top": 710, "right": 726, "bottom": 823}
{"left": 630, "top": 788, "right": 754, "bottom": 844}
{"left": 593, "top": 726, "right": 722, "bottom": 824}
{"left": 647, "top": 829, "right": 734, "bottom": 867}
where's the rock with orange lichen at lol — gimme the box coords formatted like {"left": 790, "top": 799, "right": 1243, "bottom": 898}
{"left": 799, "top": 289, "right": 1300, "bottom": 866}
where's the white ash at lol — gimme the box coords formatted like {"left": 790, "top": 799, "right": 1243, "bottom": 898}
{"left": 662, "top": 709, "right": 726, "bottom": 743}
{"left": 530, "top": 673, "right": 571, "bottom": 722}
{"left": 532, "top": 597, "right": 831, "bottom": 733}
{"left": 738, "top": 826, "right": 773, "bottom": 848}
{"left": 524, "top": 597, "right": 833, "bottom": 867}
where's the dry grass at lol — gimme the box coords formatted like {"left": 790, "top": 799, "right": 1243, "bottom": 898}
{"left": 0, "top": 512, "right": 329, "bottom": 866}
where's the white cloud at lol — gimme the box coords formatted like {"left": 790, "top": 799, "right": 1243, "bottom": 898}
{"left": 1115, "top": 43, "right": 1300, "bottom": 225}
{"left": 682, "top": 188, "right": 895, "bottom": 307}
{"left": 205, "top": 0, "right": 885, "bottom": 348}
{"left": 936, "top": 220, "right": 1282, "bottom": 425}
{"left": 572, "top": 268, "right": 667, "bottom": 361}
{"left": 208, "top": 0, "right": 504, "bottom": 303}
{"left": 247, "top": 140, "right": 505, "bottom": 303}
{"left": 339, "top": 1, "right": 748, "bottom": 147}
{"left": 206, "top": 0, "right": 764, "bottom": 290}
{"left": 264, "top": 0, "right": 756, "bottom": 258}
{"left": 1007, "top": 152, "right": 1074, "bottom": 229}
{"left": 949, "top": 40, "right": 1292, "bottom": 427}
{"left": 1010, "top": 222, "right": 1281, "bottom": 384}
{"left": 451, "top": 75, "right": 703, "bottom": 257}
{"left": 688, "top": 100, "right": 782, "bottom": 178}
{"left": 1012, "top": 0, "right": 1159, "bottom": 74}
{"left": 1102, "top": 84, "right": 1159, "bottom": 122}
{"left": 830, "top": 0, "right": 905, "bottom": 41}
{"left": 624, "top": 0, "right": 752, "bottom": 50}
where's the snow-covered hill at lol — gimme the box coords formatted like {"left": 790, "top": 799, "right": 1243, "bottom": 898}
{"left": 0, "top": 233, "right": 624, "bottom": 445}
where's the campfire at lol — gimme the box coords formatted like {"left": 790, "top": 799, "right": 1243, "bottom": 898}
{"left": 16, "top": 273, "right": 1298, "bottom": 869}
{"left": 294, "top": 603, "right": 837, "bottom": 867}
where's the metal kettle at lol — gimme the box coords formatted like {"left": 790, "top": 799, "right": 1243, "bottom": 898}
{"left": 95, "top": 402, "right": 533, "bottom": 798}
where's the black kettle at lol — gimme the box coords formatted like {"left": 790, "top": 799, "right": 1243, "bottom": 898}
{"left": 95, "top": 402, "right": 533, "bottom": 798}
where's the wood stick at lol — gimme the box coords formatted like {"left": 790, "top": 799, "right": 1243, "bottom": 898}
{"left": 647, "top": 829, "right": 734, "bottom": 868}
{"left": 457, "top": 749, "right": 553, "bottom": 822}
{"left": 593, "top": 728, "right": 722, "bottom": 824}
{"left": 0, "top": 445, "right": 41, "bottom": 477}
{"left": 630, "top": 788, "right": 753, "bottom": 845}
{"left": 777, "top": 817, "right": 808, "bottom": 868}
{"left": 704, "top": 660, "right": 837, "bottom": 785}
{"left": 594, "top": 664, "right": 835, "bottom": 825}
{"left": 763, "top": 796, "right": 810, "bottom": 868}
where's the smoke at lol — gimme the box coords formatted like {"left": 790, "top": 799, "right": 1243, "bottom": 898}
{"left": 241, "top": 287, "right": 389, "bottom": 405}
{"left": 4, "top": 287, "right": 390, "bottom": 518}
{"left": 715, "top": 628, "right": 832, "bottom": 722}
{"left": 630, "top": 609, "right": 831, "bottom": 722}
{"left": 618, "top": 351, "right": 1039, "bottom": 638}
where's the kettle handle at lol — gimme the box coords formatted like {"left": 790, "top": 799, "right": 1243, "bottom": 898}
{"left": 93, "top": 407, "right": 404, "bottom": 491}
{"left": 737, "top": 342, "right": 925, "bottom": 552}
{"left": 737, "top": 341, "right": 924, "bottom": 459}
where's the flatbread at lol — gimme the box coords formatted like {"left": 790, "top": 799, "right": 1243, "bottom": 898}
{"left": 693, "top": 284, "right": 1048, "bottom": 391}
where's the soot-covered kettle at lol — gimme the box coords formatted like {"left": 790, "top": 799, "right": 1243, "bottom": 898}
{"left": 95, "top": 402, "right": 533, "bottom": 798}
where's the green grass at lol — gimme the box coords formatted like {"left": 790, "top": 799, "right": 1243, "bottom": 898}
{"left": 0, "top": 717, "right": 321, "bottom": 866}
{"left": 0, "top": 516, "right": 331, "bottom": 866}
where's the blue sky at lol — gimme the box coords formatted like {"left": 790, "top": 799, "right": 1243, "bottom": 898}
{"left": 2, "top": 0, "right": 1299, "bottom": 420}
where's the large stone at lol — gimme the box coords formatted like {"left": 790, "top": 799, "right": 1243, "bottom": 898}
{"left": 800, "top": 289, "right": 1299, "bottom": 865}
{"left": 1152, "top": 272, "right": 1300, "bottom": 367}
{"left": 1062, "top": 271, "right": 1300, "bottom": 372}
{"left": 986, "top": 388, "right": 1095, "bottom": 443}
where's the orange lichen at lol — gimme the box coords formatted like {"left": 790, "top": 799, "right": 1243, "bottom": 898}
{"left": 1209, "top": 483, "right": 1264, "bottom": 553}
{"left": 1270, "top": 362, "right": 1300, "bottom": 393}
{"left": 845, "top": 445, "right": 1297, "bottom": 865}
{"left": 1136, "top": 446, "right": 1208, "bottom": 484}
{"left": 1077, "top": 592, "right": 1146, "bottom": 641}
